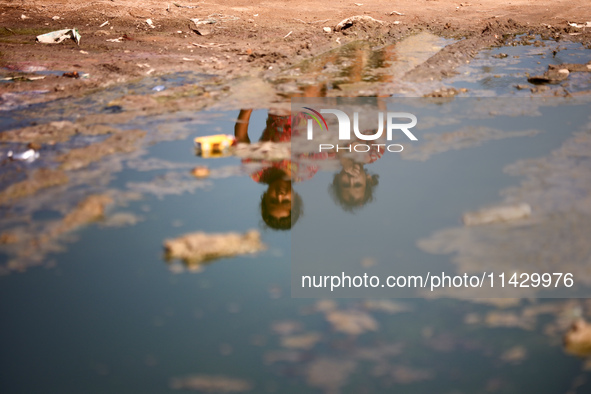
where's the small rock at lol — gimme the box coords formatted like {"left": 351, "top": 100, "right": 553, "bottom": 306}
{"left": 323, "top": 27, "right": 332, "bottom": 33}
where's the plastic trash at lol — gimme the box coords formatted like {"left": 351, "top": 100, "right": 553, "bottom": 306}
{"left": 152, "top": 85, "right": 165, "bottom": 92}
{"left": 7, "top": 149, "right": 39, "bottom": 162}
{"left": 194, "top": 134, "right": 235, "bottom": 158}
{"left": 36, "top": 28, "right": 81, "bottom": 45}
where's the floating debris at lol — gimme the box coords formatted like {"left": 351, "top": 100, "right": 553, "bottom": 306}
{"left": 194, "top": 134, "right": 235, "bottom": 157}
{"left": 7, "top": 149, "right": 39, "bottom": 162}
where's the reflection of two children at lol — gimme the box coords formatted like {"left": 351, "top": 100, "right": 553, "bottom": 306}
{"left": 234, "top": 109, "right": 380, "bottom": 230}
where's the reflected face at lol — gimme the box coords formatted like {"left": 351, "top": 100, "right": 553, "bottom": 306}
{"left": 265, "top": 179, "right": 292, "bottom": 218}
{"left": 338, "top": 163, "right": 367, "bottom": 204}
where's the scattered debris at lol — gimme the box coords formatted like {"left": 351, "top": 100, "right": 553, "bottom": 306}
{"left": 525, "top": 62, "right": 590, "bottom": 85}
{"left": 568, "top": 22, "right": 591, "bottom": 28}
{"left": 106, "top": 37, "right": 123, "bottom": 42}
{"left": 191, "top": 42, "right": 229, "bottom": 48}
{"left": 527, "top": 66, "right": 570, "bottom": 84}
{"left": 146, "top": 19, "right": 155, "bottom": 28}
{"left": 191, "top": 26, "right": 211, "bottom": 36}
{"left": 2, "top": 75, "right": 46, "bottom": 82}
{"left": 389, "top": 11, "right": 405, "bottom": 16}
{"left": 190, "top": 18, "right": 217, "bottom": 26}
{"left": 7, "top": 149, "right": 39, "bottom": 162}
{"left": 21, "top": 14, "right": 28, "bottom": 20}
{"left": 52, "top": 16, "right": 60, "bottom": 20}
{"left": 99, "top": 21, "right": 109, "bottom": 27}
{"left": 462, "top": 203, "right": 531, "bottom": 226}
{"left": 152, "top": 85, "right": 166, "bottom": 92}
{"left": 194, "top": 134, "right": 235, "bottom": 157}
{"left": 323, "top": 27, "right": 332, "bottom": 33}
{"left": 163, "top": 229, "right": 266, "bottom": 265}
{"left": 283, "top": 31, "right": 293, "bottom": 39}
{"left": 564, "top": 319, "right": 591, "bottom": 357}
{"left": 335, "top": 15, "right": 384, "bottom": 32}
{"left": 62, "top": 71, "right": 80, "bottom": 78}
{"left": 36, "top": 28, "right": 81, "bottom": 45}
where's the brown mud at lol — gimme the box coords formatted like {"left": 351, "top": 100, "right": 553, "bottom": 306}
{"left": 1, "top": 0, "right": 591, "bottom": 103}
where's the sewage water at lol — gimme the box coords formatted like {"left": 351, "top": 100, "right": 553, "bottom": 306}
{"left": 2, "top": 36, "right": 591, "bottom": 393}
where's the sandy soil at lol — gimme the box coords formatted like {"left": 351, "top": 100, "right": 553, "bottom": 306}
{"left": 1, "top": 0, "right": 591, "bottom": 101}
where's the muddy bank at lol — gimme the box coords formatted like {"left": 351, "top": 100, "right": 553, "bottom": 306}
{"left": 1, "top": 0, "right": 591, "bottom": 105}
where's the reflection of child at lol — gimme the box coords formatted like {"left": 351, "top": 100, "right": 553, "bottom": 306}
{"left": 329, "top": 158, "right": 379, "bottom": 212}
{"left": 257, "top": 167, "right": 303, "bottom": 230}
{"left": 328, "top": 129, "right": 384, "bottom": 212}
{"left": 235, "top": 109, "right": 312, "bottom": 230}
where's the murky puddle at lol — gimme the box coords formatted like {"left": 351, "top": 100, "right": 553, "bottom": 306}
{"left": 2, "top": 34, "right": 591, "bottom": 393}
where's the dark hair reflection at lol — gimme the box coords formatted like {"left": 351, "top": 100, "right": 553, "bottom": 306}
{"left": 258, "top": 167, "right": 303, "bottom": 230}
{"left": 235, "top": 109, "right": 307, "bottom": 231}
{"left": 329, "top": 161, "right": 379, "bottom": 212}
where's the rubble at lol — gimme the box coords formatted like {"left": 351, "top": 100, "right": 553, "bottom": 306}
{"left": 335, "top": 15, "right": 385, "bottom": 32}
{"left": 36, "top": 28, "right": 81, "bottom": 45}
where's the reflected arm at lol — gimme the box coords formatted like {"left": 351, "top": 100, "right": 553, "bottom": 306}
{"left": 234, "top": 109, "right": 253, "bottom": 143}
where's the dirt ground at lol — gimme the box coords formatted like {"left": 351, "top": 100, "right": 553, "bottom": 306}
{"left": 1, "top": 0, "right": 591, "bottom": 102}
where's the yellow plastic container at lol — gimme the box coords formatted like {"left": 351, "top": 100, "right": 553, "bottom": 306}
{"left": 194, "top": 134, "right": 235, "bottom": 158}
